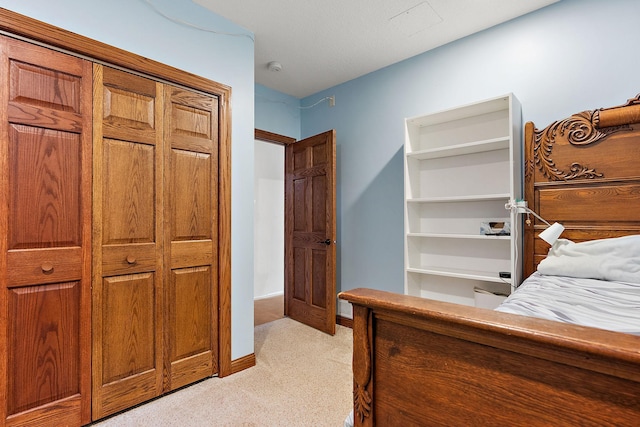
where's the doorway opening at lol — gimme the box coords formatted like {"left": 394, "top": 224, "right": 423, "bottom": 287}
{"left": 254, "top": 130, "right": 294, "bottom": 326}
{"left": 254, "top": 129, "right": 337, "bottom": 334}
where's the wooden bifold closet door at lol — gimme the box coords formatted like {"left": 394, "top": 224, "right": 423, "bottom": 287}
{"left": 92, "top": 66, "right": 219, "bottom": 420}
{"left": 0, "top": 36, "right": 92, "bottom": 426}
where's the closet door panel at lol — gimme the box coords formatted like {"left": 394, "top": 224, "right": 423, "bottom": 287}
{"left": 0, "top": 36, "right": 92, "bottom": 426}
{"left": 7, "top": 48, "right": 84, "bottom": 134}
{"left": 101, "top": 274, "right": 156, "bottom": 382}
{"left": 7, "top": 283, "right": 80, "bottom": 414}
{"left": 166, "top": 266, "right": 213, "bottom": 389}
{"left": 164, "top": 86, "right": 218, "bottom": 391}
{"left": 7, "top": 125, "right": 81, "bottom": 249}
{"left": 92, "top": 65, "right": 164, "bottom": 420}
{"left": 5, "top": 123, "right": 83, "bottom": 286}
{"left": 98, "top": 273, "right": 161, "bottom": 416}
{"left": 170, "top": 149, "right": 211, "bottom": 241}
{"left": 101, "top": 138, "right": 156, "bottom": 244}
{"left": 101, "top": 67, "right": 158, "bottom": 144}
{"left": 100, "top": 138, "right": 156, "bottom": 276}
{"left": 167, "top": 90, "right": 217, "bottom": 153}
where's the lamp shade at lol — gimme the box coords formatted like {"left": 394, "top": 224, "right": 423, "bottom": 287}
{"left": 539, "top": 222, "right": 564, "bottom": 245}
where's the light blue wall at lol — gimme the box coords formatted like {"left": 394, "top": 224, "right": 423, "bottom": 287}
{"left": 300, "top": 0, "right": 640, "bottom": 296}
{"left": 0, "top": 0, "right": 256, "bottom": 359}
{"left": 255, "top": 84, "right": 301, "bottom": 140}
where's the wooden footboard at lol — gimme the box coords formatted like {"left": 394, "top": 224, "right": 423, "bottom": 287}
{"left": 339, "top": 288, "right": 640, "bottom": 426}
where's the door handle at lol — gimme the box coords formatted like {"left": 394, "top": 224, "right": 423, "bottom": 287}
{"left": 317, "top": 239, "right": 331, "bottom": 245}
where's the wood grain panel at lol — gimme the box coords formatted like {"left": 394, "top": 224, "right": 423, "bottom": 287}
{"left": 372, "top": 317, "right": 640, "bottom": 425}
{"left": 8, "top": 58, "right": 83, "bottom": 133}
{"left": 169, "top": 149, "right": 211, "bottom": 241}
{"left": 312, "top": 175, "right": 326, "bottom": 232}
{"left": 10, "top": 60, "right": 81, "bottom": 113}
{"left": 8, "top": 125, "right": 81, "bottom": 249}
{"left": 93, "top": 370, "right": 159, "bottom": 418}
{"left": 169, "top": 353, "right": 214, "bottom": 391}
{"left": 100, "top": 274, "right": 156, "bottom": 384}
{"left": 312, "top": 143, "right": 326, "bottom": 168}
{"left": 102, "top": 138, "right": 156, "bottom": 244}
{"left": 293, "top": 178, "right": 306, "bottom": 231}
{"left": 103, "top": 87, "right": 155, "bottom": 131}
{"left": 311, "top": 249, "right": 326, "bottom": 308}
{"left": 538, "top": 183, "right": 640, "bottom": 224}
{"left": 101, "top": 66, "right": 158, "bottom": 145}
{"left": 173, "top": 104, "right": 211, "bottom": 139}
{"left": 169, "top": 267, "right": 212, "bottom": 360}
{"left": 7, "top": 51, "right": 84, "bottom": 133}
{"left": 166, "top": 88, "right": 216, "bottom": 153}
{"left": 7, "top": 282, "right": 80, "bottom": 415}
{"left": 293, "top": 247, "right": 306, "bottom": 301}
{"left": 6, "top": 397, "right": 82, "bottom": 427}
{"left": 293, "top": 149, "right": 306, "bottom": 171}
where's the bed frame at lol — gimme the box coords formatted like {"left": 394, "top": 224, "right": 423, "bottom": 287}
{"left": 339, "top": 95, "right": 640, "bottom": 426}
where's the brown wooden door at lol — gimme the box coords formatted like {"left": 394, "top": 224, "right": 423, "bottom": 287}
{"left": 285, "top": 130, "right": 336, "bottom": 334}
{"left": 92, "top": 66, "right": 165, "bottom": 419}
{"left": 163, "top": 86, "right": 218, "bottom": 391}
{"left": 0, "top": 36, "right": 92, "bottom": 426}
{"left": 92, "top": 67, "right": 219, "bottom": 417}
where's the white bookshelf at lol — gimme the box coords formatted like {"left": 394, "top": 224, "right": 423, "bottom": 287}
{"left": 404, "top": 94, "right": 522, "bottom": 307}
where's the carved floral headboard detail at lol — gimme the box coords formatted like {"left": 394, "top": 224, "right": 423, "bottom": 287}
{"left": 527, "top": 95, "right": 640, "bottom": 183}
{"left": 523, "top": 93, "right": 640, "bottom": 277}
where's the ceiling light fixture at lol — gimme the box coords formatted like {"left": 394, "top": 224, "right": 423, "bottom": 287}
{"left": 267, "top": 61, "right": 282, "bottom": 72}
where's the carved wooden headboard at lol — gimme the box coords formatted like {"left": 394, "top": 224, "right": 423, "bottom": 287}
{"left": 524, "top": 94, "right": 640, "bottom": 277}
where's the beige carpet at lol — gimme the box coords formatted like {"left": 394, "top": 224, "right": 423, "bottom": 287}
{"left": 93, "top": 318, "right": 353, "bottom": 426}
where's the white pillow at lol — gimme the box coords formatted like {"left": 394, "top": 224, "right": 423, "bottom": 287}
{"left": 537, "top": 235, "right": 640, "bottom": 284}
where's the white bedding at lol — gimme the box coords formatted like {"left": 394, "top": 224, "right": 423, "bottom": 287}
{"left": 537, "top": 235, "right": 640, "bottom": 284}
{"left": 496, "top": 272, "right": 640, "bottom": 335}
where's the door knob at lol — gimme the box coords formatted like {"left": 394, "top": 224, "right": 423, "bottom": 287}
{"left": 317, "top": 239, "right": 331, "bottom": 245}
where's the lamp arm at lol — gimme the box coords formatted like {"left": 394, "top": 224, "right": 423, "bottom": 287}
{"left": 506, "top": 201, "right": 552, "bottom": 227}
{"left": 521, "top": 206, "right": 552, "bottom": 227}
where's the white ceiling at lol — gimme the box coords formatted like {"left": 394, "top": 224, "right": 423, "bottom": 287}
{"left": 195, "top": 0, "right": 559, "bottom": 98}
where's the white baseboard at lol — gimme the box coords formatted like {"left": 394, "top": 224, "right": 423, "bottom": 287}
{"left": 254, "top": 291, "right": 284, "bottom": 300}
